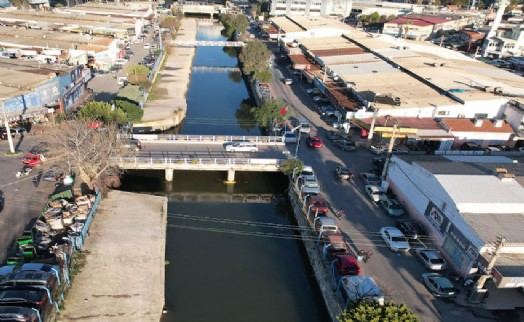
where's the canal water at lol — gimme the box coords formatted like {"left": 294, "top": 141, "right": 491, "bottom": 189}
{"left": 121, "top": 21, "right": 329, "bottom": 322}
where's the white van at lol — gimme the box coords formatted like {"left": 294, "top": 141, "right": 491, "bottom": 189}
{"left": 225, "top": 142, "right": 258, "bottom": 152}
{"left": 299, "top": 120, "right": 311, "bottom": 134}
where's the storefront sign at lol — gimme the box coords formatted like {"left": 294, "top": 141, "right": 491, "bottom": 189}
{"left": 70, "top": 66, "right": 83, "bottom": 85}
{"left": 448, "top": 224, "right": 478, "bottom": 261}
{"left": 423, "top": 202, "right": 449, "bottom": 236}
{"left": 38, "top": 79, "right": 60, "bottom": 106}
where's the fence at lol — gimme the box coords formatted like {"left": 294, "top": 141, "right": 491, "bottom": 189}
{"left": 123, "top": 133, "right": 286, "bottom": 145}
{"left": 74, "top": 191, "right": 102, "bottom": 250}
{"left": 117, "top": 156, "right": 284, "bottom": 171}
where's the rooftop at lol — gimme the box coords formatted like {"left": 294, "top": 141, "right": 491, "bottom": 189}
{"left": 442, "top": 119, "right": 514, "bottom": 134}
{"left": 462, "top": 213, "right": 524, "bottom": 245}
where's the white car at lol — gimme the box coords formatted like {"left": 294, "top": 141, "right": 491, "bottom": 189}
{"left": 365, "top": 185, "right": 386, "bottom": 202}
{"left": 224, "top": 142, "right": 258, "bottom": 152}
{"left": 143, "top": 43, "right": 151, "bottom": 49}
{"left": 380, "top": 227, "right": 410, "bottom": 252}
{"left": 414, "top": 248, "right": 447, "bottom": 271}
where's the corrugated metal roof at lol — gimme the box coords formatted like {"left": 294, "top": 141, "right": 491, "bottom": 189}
{"left": 462, "top": 213, "right": 524, "bottom": 244}
{"left": 436, "top": 175, "right": 524, "bottom": 205}
{"left": 493, "top": 253, "right": 524, "bottom": 277}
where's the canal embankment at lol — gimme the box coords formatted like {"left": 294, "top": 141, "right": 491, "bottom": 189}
{"left": 288, "top": 186, "right": 343, "bottom": 322}
{"left": 60, "top": 190, "right": 167, "bottom": 322}
{"left": 134, "top": 18, "right": 198, "bottom": 132}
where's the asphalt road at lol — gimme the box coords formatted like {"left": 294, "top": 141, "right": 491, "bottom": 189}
{"left": 0, "top": 134, "right": 57, "bottom": 264}
{"left": 262, "top": 42, "right": 499, "bottom": 322}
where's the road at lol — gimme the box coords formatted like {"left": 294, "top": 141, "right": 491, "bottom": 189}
{"left": 260, "top": 42, "right": 498, "bottom": 322}
{"left": 0, "top": 134, "right": 57, "bottom": 264}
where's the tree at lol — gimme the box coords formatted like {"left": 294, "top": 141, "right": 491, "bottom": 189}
{"left": 280, "top": 159, "right": 303, "bottom": 175}
{"left": 160, "top": 16, "right": 181, "bottom": 32}
{"left": 251, "top": 99, "right": 289, "bottom": 127}
{"left": 477, "top": 0, "right": 484, "bottom": 9}
{"left": 235, "top": 99, "right": 257, "bottom": 131}
{"left": 338, "top": 302, "right": 419, "bottom": 322}
{"left": 239, "top": 39, "right": 271, "bottom": 76}
{"left": 78, "top": 101, "right": 127, "bottom": 124}
{"left": 219, "top": 13, "right": 249, "bottom": 38}
{"left": 113, "top": 100, "right": 143, "bottom": 123}
{"left": 369, "top": 12, "right": 380, "bottom": 23}
{"left": 126, "top": 64, "right": 150, "bottom": 84}
{"left": 253, "top": 68, "right": 273, "bottom": 83}
{"left": 42, "top": 121, "right": 128, "bottom": 191}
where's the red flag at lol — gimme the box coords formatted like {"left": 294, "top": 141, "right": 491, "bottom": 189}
{"left": 279, "top": 106, "right": 288, "bottom": 116}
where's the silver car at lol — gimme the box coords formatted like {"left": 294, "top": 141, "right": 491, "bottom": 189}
{"left": 415, "top": 248, "right": 447, "bottom": 271}
{"left": 380, "top": 227, "right": 410, "bottom": 252}
{"left": 378, "top": 198, "right": 405, "bottom": 217}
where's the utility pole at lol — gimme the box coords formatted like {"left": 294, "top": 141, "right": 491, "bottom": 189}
{"left": 1, "top": 98, "right": 15, "bottom": 154}
{"left": 294, "top": 128, "right": 302, "bottom": 158}
{"left": 381, "top": 121, "right": 398, "bottom": 180}
{"left": 469, "top": 237, "right": 505, "bottom": 302}
{"left": 368, "top": 108, "right": 379, "bottom": 141}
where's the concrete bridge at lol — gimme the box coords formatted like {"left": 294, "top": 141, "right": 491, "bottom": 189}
{"left": 117, "top": 156, "right": 285, "bottom": 182}
{"left": 127, "top": 134, "right": 285, "bottom": 145}
{"left": 175, "top": 3, "right": 228, "bottom": 18}
{"left": 192, "top": 66, "right": 241, "bottom": 72}
{"left": 171, "top": 40, "right": 246, "bottom": 48}
{"left": 169, "top": 192, "right": 278, "bottom": 203}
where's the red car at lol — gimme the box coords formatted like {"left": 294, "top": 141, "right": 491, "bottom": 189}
{"left": 306, "top": 136, "right": 323, "bottom": 148}
{"left": 21, "top": 154, "right": 43, "bottom": 168}
{"left": 332, "top": 254, "right": 361, "bottom": 276}
{"left": 305, "top": 195, "right": 329, "bottom": 213}
{"left": 323, "top": 234, "right": 349, "bottom": 261}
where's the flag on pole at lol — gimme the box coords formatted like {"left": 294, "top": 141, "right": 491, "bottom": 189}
{"left": 279, "top": 106, "right": 288, "bottom": 116}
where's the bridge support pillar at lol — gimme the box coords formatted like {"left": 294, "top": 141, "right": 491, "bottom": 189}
{"left": 165, "top": 169, "right": 174, "bottom": 182}
{"left": 224, "top": 169, "right": 235, "bottom": 184}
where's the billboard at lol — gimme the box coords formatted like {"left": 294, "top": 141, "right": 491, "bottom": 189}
{"left": 423, "top": 202, "right": 449, "bottom": 236}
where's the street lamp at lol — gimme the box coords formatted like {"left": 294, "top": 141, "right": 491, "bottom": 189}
{"left": 1, "top": 98, "right": 15, "bottom": 154}
{"left": 381, "top": 120, "right": 399, "bottom": 180}
{"left": 294, "top": 128, "right": 302, "bottom": 158}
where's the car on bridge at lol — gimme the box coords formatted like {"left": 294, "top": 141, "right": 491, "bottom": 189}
{"left": 225, "top": 142, "right": 258, "bottom": 152}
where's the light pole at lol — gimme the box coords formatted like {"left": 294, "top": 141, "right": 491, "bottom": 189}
{"left": 294, "top": 129, "right": 302, "bottom": 158}
{"left": 381, "top": 121, "right": 399, "bottom": 180}
{"left": 1, "top": 98, "right": 15, "bottom": 154}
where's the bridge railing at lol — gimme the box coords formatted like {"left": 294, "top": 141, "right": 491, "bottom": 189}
{"left": 123, "top": 134, "right": 286, "bottom": 145}
{"left": 117, "top": 157, "right": 285, "bottom": 170}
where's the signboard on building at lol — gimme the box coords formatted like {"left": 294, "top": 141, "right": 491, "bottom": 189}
{"left": 447, "top": 224, "right": 479, "bottom": 261}
{"left": 38, "top": 79, "right": 60, "bottom": 106}
{"left": 4, "top": 92, "right": 42, "bottom": 114}
{"left": 423, "top": 202, "right": 449, "bottom": 236}
{"left": 70, "top": 66, "right": 83, "bottom": 85}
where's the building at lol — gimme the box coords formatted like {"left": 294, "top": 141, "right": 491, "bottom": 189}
{"left": 441, "top": 118, "right": 515, "bottom": 148}
{"left": 386, "top": 155, "right": 524, "bottom": 307}
{"left": 270, "top": 0, "right": 352, "bottom": 17}
{"left": 382, "top": 14, "right": 476, "bottom": 41}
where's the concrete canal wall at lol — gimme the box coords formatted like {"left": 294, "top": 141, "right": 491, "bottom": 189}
{"left": 287, "top": 186, "right": 343, "bottom": 322}
{"left": 60, "top": 191, "right": 167, "bottom": 322}
{"left": 134, "top": 19, "right": 198, "bottom": 132}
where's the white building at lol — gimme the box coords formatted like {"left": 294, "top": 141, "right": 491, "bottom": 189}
{"left": 387, "top": 155, "right": 524, "bottom": 292}
{"left": 270, "top": 0, "right": 352, "bottom": 17}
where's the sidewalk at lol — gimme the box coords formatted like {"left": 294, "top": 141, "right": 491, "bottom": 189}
{"left": 134, "top": 19, "right": 198, "bottom": 131}
{"left": 60, "top": 190, "right": 167, "bottom": 322}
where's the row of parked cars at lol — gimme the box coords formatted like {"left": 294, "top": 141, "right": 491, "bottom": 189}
{"left": 357, "top": 160, "right": 457, "bottom": 298}
{"left": 291, "top": 166, "right": 385, "bottom": 307}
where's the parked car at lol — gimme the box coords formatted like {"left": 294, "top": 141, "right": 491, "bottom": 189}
{"left": 304, "top": 195, "right": 329, "bottom": 214}
{"left": 283, "top": 131, "right": 298, "bottom": 143}
{"left": 332, "top": 254, "right": 361, "bottom": 276}
{"left": 334, "top": 166, "right": 353, "bottom": 180}
{"left": 359, "top": 173, "right": 381, "bottom": 185}
{"left": 284, "top": 78, "right": 293, "bottom": 85}
{"left": 380, "top": 227, "right": 410, "bottom": 252}
{"left": 369, "top": 144, "right": 385, "bottom": 155}
{"left": 42, "top": 168, "right": 62, "bottom": 182}
{"left": 395, "top": 219, "right": 425, "bottom": 240}
{"left": 21, "top": 154, "right": 43, "bottom": 168}
{"left": 325, "top": 130, "right": 344, "bottom": 141}
{"left": 460, "top": 142, "right": 483, "bottom": 151}
{"left": 306, "top": 136, "right": 323, "bottom": 149}
{"left": 10, "top": 127, "right": 27, "bottom": 137}
{"left": 365, "top": 185, "right": 386, "bottom": 202}
{"left": 298, "top": 175, "right": 321, "bottom": 195}
{"left": 143, "top": 43, "right": 151, "bottom": 49}
{"left": 415, "top": 248, "right": 447, "bottom": 271}
{"left": 322, "top": 235, "right": 349, "bottom": 261}
{"left": 306, "top": 88, "right": 321, "bottom": 95}
{"left": 0, "top": 306, "right": 41, "bottom": 321}
{"left": 334, "top": 139, "right": 355, "bottom": 151}
{"left": 421, "top": 273, "right": 457, "bottom": 297}
{"left": 378, "top": 198, "right": 405, "bottom": 217}
{"left": 313, "top": 95, "right": 327, "bottom": 102}
{"left": 298, "top": 120, "right": 311, "bottom": 134}
{"left": 225, "top": 142, "right": 258, "bottom": 152}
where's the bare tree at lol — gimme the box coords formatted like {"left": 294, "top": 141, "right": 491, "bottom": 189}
{"left": 42, "top": 121, "right": 129, "bottom": 193}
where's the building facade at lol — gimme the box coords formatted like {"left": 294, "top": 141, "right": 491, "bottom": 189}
{"left": 270, "top": 0, "right": 352, "bottom": 17}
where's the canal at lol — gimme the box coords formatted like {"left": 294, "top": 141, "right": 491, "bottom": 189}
{"left": 121, "top": 21, "right": 329, "bottom": 322}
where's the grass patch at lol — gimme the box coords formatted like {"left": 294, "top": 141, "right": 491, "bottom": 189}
{"left": 4, "top": 150, "right": 21, "bottom": 156}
